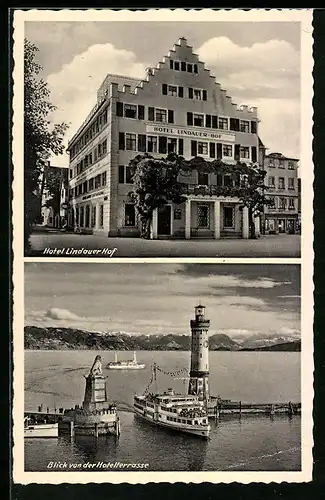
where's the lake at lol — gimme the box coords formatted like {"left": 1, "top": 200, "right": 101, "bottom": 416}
{"left": 24, "top": 350, "right": 301, "bottom": 472}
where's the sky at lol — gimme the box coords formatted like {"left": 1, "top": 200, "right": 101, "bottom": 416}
{"left": 24, "top": 263, "right": 300, "bottom": 339}
{"left": 25, "top": 20, "right": 301, "bottom": 167}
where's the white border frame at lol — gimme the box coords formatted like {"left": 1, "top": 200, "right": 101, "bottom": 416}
{"left": 12, "top": 8, "right": 314, "bottom": 485}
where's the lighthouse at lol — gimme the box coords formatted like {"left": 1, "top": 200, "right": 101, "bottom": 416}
{"left": 188, "top": 304, "right": 210, "bottom": 404}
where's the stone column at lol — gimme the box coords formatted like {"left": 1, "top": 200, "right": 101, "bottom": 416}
{"left": 214, "top": 200, "right": 221, "bottom": 239}
{"left": 185, "top": 199, "right": 191, "bottom": 240}
{"left": 242, "top": 206, "right": 249, "bottom": 239}
{"left": 151, "top": 208, "right": 158, "bottom": 239}
{"left": 95, "top": 202, "right": 100, "bottom": 229}
{"left": 254, "top": 215, "right": 261, "bottom": 237}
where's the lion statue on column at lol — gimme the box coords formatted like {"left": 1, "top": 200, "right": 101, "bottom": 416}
{"left": 90, "top": 355, "right": 103, "bottom": 376}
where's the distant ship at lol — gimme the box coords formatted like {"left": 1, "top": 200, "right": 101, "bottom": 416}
{"left": 106, "top": 351, "right": 145, "bottom": 370}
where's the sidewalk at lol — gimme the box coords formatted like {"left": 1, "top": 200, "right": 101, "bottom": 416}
{"left": 28, "top": 232, "right": 301, "bottom": 258}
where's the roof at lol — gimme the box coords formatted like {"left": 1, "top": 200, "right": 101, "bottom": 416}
{"left": 265, "top": 152, "right": 299, "bottom": 162}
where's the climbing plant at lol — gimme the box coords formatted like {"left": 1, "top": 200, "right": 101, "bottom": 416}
{"left": 129, "top": 153, "right": 269, "bottom": 239}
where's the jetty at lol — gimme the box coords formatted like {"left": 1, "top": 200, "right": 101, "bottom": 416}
{"left": 207, "top": 398, "right": 301, "bottom": 419}
{"left": 25, "top": 356, "right": 120, "bottom": 438}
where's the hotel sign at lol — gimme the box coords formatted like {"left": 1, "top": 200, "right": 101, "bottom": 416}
{"left": 146, "top": 125, "right": 235, "bottom": 142}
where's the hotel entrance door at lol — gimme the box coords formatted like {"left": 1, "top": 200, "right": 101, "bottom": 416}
{"left": 158, "top": 205, "right": 171, "bottom": 235}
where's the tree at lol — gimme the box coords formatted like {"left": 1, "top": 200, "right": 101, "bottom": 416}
{"left": 24, "top": 39, "right": 69, "bottom": 253}
{"left": 129, "top": 153, "right": 187, "bottom": 238}
{"left": 129, "top": 153, "right": 269, "bottom": 239}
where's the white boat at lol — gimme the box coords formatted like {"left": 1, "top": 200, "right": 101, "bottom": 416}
{"left": 134, "top": 389, "right": 210, "bottom": 439}
{"left": 106, "top": 351, "right": 145, "bottom": 370}
{"left": 24, "top": 417, "right": 58, "bottom": 438}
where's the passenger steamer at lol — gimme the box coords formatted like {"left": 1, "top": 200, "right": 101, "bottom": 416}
{"left": 134, "top": 305, "right": 211, "bottom": 439}
{"left": 134, "top": 388, "right": 210, "bottom": 439}
{"left": 107, "top": 351, "right": 145, "bottom": 370}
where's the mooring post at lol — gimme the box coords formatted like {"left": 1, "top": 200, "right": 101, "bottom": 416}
{"left": 239, "top": 401, "right": 242, "bottom": 418}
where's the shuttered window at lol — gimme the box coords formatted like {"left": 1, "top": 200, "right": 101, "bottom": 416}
{"left": 212, "top": 115, "right": 218, "bottom": 129}
{"left": 191, "top": 140, "right": 197, "bottom": 157}
{"left": 178, "top": 138, "right": 184, "bottom": 156}
{"left": 234, "top": 144, "right": 240, "bottom": 161}
{"left": 251, "top": 121, "right": 257, "bottom": 134}
{"left": 119, "top": 132, "right": 125, "bottom": 150}
{"left": 148, "top": 107, "right": 155, "bottom": 121}
{"left": 162, "top": 84, "right": 168, "bottom": 95}
{"left": 158, "top": 136, "right": 167, "bottom": 154}
{"left": 209, "top": 143, "right": 215, "bottom": 158}
{"left": 216, "top": 143, "right": 222, "bottom": 159}
{"left": 202, "top": 90, "right": 207, "bottom": 101}
{"left": 205, "top": 115, "right": 212, "bottom": 128}
{"left": 168, "top": 109, "right": 174, "bottom": 124}
{"left": 116, "top": 102, "right": 123, "bottom": 117}
{"left": 138, "top": 134, "right": 147, "bottom": 152}
{"left": 138, "top": 105, "right": 145, "bottom": 120}
{"left": 188, "top": 87, "right": 193, "bottom": 99}
{"left": 251, "top": 146, "right": 257, "bottom": 162}
{"left": 178, "top": 86, "right": 184, "bottom": 98}
{"left": 187, "top": 112, "right": 193, "bottom": 126}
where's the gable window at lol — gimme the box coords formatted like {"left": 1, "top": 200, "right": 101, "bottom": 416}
{"left": 169, "top": 60, "right": 174, "bottom": 69}
{"left": 239, "top": 120, "right": 250, "bottom": 133}
{"left": 124, "top": 204, "right": 136, "bottom": 227}
{"left": 168, "top": 85, "right": 177, "bottom": 97}
{"left": 197, "top": 142, "right": 208, "bottom": 155}
{"left": 223, "top": 145, "right": 232, "bottom": 157}
{"left": 194, "top": 89, "right": 202, "bottom": 100}
{"left": 125, "top": 133, "right": 136, "bottom": 151}
{"left": 156, "top": 108, "right": 167, "bottom": 123}
{"left": 124, "top": 104, "right": 137, "bottom": 119}
{"left": 198, "top": 172, "right": 209, "bottom": 186}
{"left": 147, "top": 136, "right": 158, "bottom": 153}
{"left": 240, "top": 146, "right": 250, "bottom": 159}
{"left": 197, "top": 204, "right": 209, "bottom": 228}
{"left": 193, "top": 113, "right": 204, "bottom": 127}
{"left": 218, "top": 117, "right": 228, "bottom": 130}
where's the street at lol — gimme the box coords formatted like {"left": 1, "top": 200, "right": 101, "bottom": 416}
{"left": 28, "top": 231, "right": 301, "bottom": 258}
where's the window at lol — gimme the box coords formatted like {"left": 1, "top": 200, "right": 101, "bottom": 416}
{"left": 101, "top": 171, "right": 107, "bottom": 187}
{"left": 224, "top": 206, "right": 234, "bottom": 227}
{"left": 125, "top": 204, "right": 136, "bottom": 227}
{"left": 125, "top": 133, "right": 136, "bottom": 151}
{"left": 193, "top": 64, "right": 198, "bottom": 73}
{"left": 198, "top": 172, "right": 209, "bottom": 185}
{"left": 170, "top": 59, "right": 174, "bottom": 69}
{"left": 288, "top": 177, "right": 295, "bottom": 190}
{"left": 194, "top": 89, "right": 202, "bottom": 100}
{"left": 288, "top": 161, "right": 295, "bottom": 170}
{"left": 197, "top": 204, "right": 209, "bottom": 227}
{"left": 268, "top": 176, "right": 275, "bottom": 188}
{"left": 240, "top": 146, "right": 250, "bottom": 159}
{"left": 95, "top": 174, "right": 101, "bottom": 189}
{"left": 99, "top": 204, "right": 104, "bottom": 228}
{"left": 240, "top": 120, "right": 250, "bottom": 133}
{"left": 288, "top": 198, "right": 295, "bottom": 210}
{"left": 125, "top": 166, "right": 133, "bottom": 184}
{"left": 187, "top": 63, "right": 192, "bottom": 72}
{"left": 181, "top": 61, "right": 186, "bottom": 72}
{"left": 124, "top": 104, "right": 137, "bottom": 119}
{"left": 102, "top": 139, "right": 107, "bottom": 155}
{"left": 156, "top": 108, "right": 167, "bottom": 123}
{"left": 193, "top": 113, "right": 204, "bottom": 127}
{"left": 268, "top": 161, "right": 275, "bottom": 168}
{"left": 197, "top": 142, "right": 208, "bottom": 155}
{"left": 167, "top": 138, "right": 177, "bottom": 154}
{"left": 174, "top": 209, "right": 182, "bottom": 220}
{"left": 278, "top": 177, "right": 285, "bottom": 189}
{"left": 119, "top": 165, "right": 125, "bottom": 184}
{"left": 147, "top": 136, "right": 157, "bottom": 153}
{"left": 174, "top": 61, "right": 180, "bottom": 71}
{"left": 88, "top": 178, "right": 94, "bottom": 191}
{"left": 219, "top": 117, "right": 228, "bottom": 130}
{"left": 223, "top": 145, "right": 232, "bottom": 157}
{"left": 168, "top": 85, "right": 177, "bottom": 97}
{"left": 279, "top": 198, "right": 286, "bottom": 209}
{"left": 268, "top": 197, "right": 276, "bottom": 208}
{"left": 278, "top": 159, "right": 285, "bottom": 168}
{"left": 224, "top": 175, "right": 233, "bottom": 187}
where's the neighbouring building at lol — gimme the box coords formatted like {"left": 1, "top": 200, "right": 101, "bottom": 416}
{"left": 41, "top": 164, "right": 69, "bottom": 228}
{"left": 67, "top": 37, "right": 261, "bottom": 239}
{"left": 263, "top": 152, "right": 299, "bottom": 234}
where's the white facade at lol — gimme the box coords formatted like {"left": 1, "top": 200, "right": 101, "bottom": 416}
{"left": 67, "top": 37, "right": 260, "bottom": 239}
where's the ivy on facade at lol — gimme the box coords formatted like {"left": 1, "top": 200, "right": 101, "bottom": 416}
{"left": 129, "top": 153, "right": 270, "bottom": 239}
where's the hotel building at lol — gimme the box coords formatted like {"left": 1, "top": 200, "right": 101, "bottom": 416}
{"left": 263, "top": 152, "right": 299, "bottom": 234}
{"left": 67, "top": 37, "right": 261, "bottom": 239}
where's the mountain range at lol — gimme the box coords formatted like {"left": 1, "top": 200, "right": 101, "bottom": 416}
{"left": 24, "top": 326, "right": 301, "bottom": 352}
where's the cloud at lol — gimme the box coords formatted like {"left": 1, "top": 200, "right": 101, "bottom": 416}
{"left": 44, "top": 308, "right": 82, "bottom": 321}
{"left": 184, "top": 274, "right": 287, "bottom": 290}
{"left": 198, "top": 37, "right": 300, "bottom": 158}
{"left": 46, "top": 43, "right": 147, "bottom": 166}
